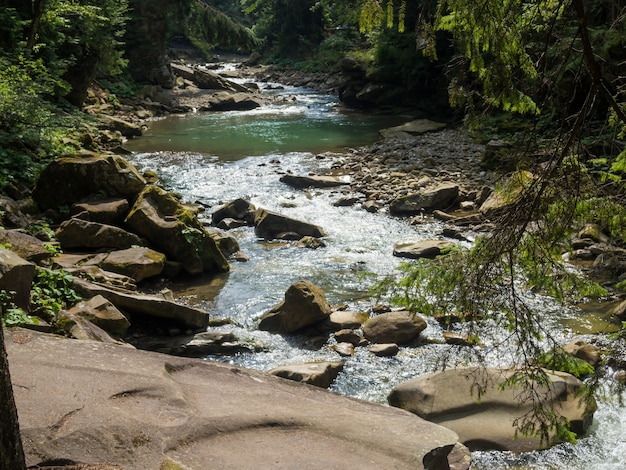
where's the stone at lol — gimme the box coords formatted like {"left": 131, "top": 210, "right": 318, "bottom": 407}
{"left": 72, "top": 277, "right": 209, "bottom": 330}
{"left": 206, "top": 91, "right": 263, "bottom": 111}
{"left": 388, "top": 367, "right": 596, "bottom": 453}
{"left": 0, "top": 248, "right": 35, "bottom": 310}
{"left": 390, "top": 182, "right": 460, "bottom": 215}
{"left": 99, "top": 247, "right": 166, "bottom": 283}
{"left": 32, "top": 154, "right": 146, "bottom": 211}
{"left": 98, "top": 114, "right": 142, "bottom": 138}
{"left": 296, "top": 236, "right": 326, "bottom": 249}
{"left": 369, "top": 343, "right": 400, "bottom": 357}
{"left": 259, "top": 280, "right": 332, "bottom": 334}
{"left": 362, "top": 311, "right": 427, "bottom": 344}
{"left": 8, "top": 330, "right": 461, "bottom": 469}
{"left": 56, "top": 311, "right": 128, "bottom": 344}
{"left": 0, "top": 230, "right": 53, "bottom": 263}
{"left": 334, "top": 329, "right": 365, "bottom": 346}
{"left": 380, "top": 119, "right": 447, "bottom": 140}
{"left": 393, "top": 240, "right": 456, "bottom": 259}
{"left": 325, "top": 310, "right": 370, "bottom": 331}
{"left": 65, "top": 295, "right": 131, "bottom": 337}
{"left": 563, "top": 339, "right": 601, "bottom": 367}
{"left": 132, "top": 331, "right": 258, "bottom": 357}
{"left": 0, "top": 196, "right": 29, "bottom": 228}
{"left": 479, "top": 171, "right": 534, "bottom": 217}
{"left": 332, "top": 342, "right": 356, "bottom": 356}
{"left": 216, "top": 217, "right": 247, "bottom": 230}
{"left": 212, "top": 198, "right": 256, "bottom": 226}
{"left": 268, "top": 361, "right": 344, "bottom": 388}
{"left": 442, "top": 332, "right": 476, "bottom": 347}
{"left": 70, "top": 198, "right": 130, "bottom": 226}
{"left": 55, "top": 218, "right": 144, "bottom": 250}
{"left": 279, "top": 174, "right": 350, "bottom": 189}
{"left": 125, "top": 185, "right": 228, "bottom": 275}
{"left": 254, "top": 208, "right": 326, "bottom": 240}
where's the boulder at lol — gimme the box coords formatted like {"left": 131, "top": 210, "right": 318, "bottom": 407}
{"left": 8, "top": 329, "right": 462, "bottom": 469}
{"left": 0, "top": 248, "right": 35, "bottom": 310}
{"left": 55, "top": 218, "right": 144, "bottom": 250}
{"left": 0, "top": 196, "right": 29, "bottom": 228}
{"left": 393, "top": 240, "right": 456, "bottom": 259}
{"left": 125, "top": 185, "right": 228, "bottom": 275}
{"left": 279, "top": 174, "right": 350, "bottom": 189}
{"left": 268, "top": 361, "right": 344, "bottom": 388}
{"left": 52, "top": 254, "right": 138, "bottom": 291}
{"left": 212, "top": 198, "right": 256, "bottom": 226}
{"left": 380, "top": 119, "right": 447, "bottom": 140}
{"left": 369, "top": 343, "right": 400, "bottom": 357}
{"left": 56, "top": 311, "right": 128, "bottom": 344}
{"left": 70, "top": 198, "right": 130, "bottom": 226}
{"left": 0, "top": 230, "right": 53, "bottom": 263}
{"left": 479, "top": 170, "right": 534, "bottom": 217}
{"left": 98, "top": 247, "right": 166, "bottom": 283}
{"left": 390, "top": 183, "right": 459, "bottom": 215}
{"left": 131, "top": 331, "right": 259, "bottom": 357}
{"left": 64, "top": 295, "right": 131, "bottom": 337}
{"left": 32, "top": 154, "right": 146, "bottom": 211}
{"left": 98, "top": 114, "right": 142, "bottom": 138}
{"left": 171, "top": 64, "right": 251, "bottom": 93}
{"left": 388, "top": 367, "right": 596, "bottom": 452}
{"left": 325, "top": 310, "right": 369, "bottom": 331}
{"left": 72, "top": 277, "right": 209, "bottom": 330}
{"left": 362, "top": 311, "right": 427, "bottom": 344}
{"left": 332, "top": 342, "right": 356, "bottom": 356}
{"left": 334, "top": 329, "right": 366, "bottom": 346}
{"left": 206, "top": 91, "right": 263, "bottom": 111}
{"left": 563, "top": 339, "right": 601, "bottom": 367}
{"left": 259, "top": 280, "right": 332, "bottom": 333}
{"left": 254, "top": 208, "right": 326, "bottom": 240}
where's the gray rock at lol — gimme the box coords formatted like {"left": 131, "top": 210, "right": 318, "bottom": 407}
{"left": 72, "top": 277, "right": 209, "bottom": 330}
{"left": 70, "top": 198, "right": 130, "bottom": 226}
{"left": 369, "top": 343, "right": 400, "bottom": 357}
{"left": 0, "top": 196, "right": 29, "bottom": 228}
{"left": 388, "top": 367, "right": 596, "bottom": 452}
{"left": 8, "top": 330, "right": 462, "bottom": 469}
{"left": 56, "top": 218, "right": 144, "bottom": 250}
{"left": 206, "top": 91, "right": 263, "bottom": 111}
{"left": 65, "top": 295, "right": 131, "bottom": 337}
{"left": 259, "top": 280, "right": 332, "bottom": 333}
{"left": 254, "top": 208, "right": 326, "bottom": 240}
{"left": 99, "top": 247, "right": 166, "bottom": 283}
{"left": 380, "top": 119, "right": 447, "bottom": 140}
{"left": 563, "top": 339, "right": 601, "bottom": 367}
{"left": 0, "top": 230, "right": 53, "bottom": 263}
{"left": 212, "top": 198, "right": 256, "bottom": 226}
{"left": 393, "top": 240, "right": 456, "bottom": 259}
{"left": 362, "top": 311, "right": 427, "bottom": 344}
{"left": 32, "top": 154, "right": 146, "bottom": 211}
{"left": 0, "top": 248, "right": 35, "bottom": 310}
{"left": 390, "top": 182, "right": 459, "bottom": 215}
{"left": 125, "top": 185, "right": 228, "bottom": 275}
{"left": 280, "top": 174, "right": 350, "bottom": 189}
{"left": 56, "top": 311, "right": 129, "bottom": 344}
{"left": 268, "top": 361, "right": 344, "bottom": 388}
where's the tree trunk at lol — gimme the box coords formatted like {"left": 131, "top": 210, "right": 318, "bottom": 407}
{"left": 0, "top": 325, "right": 26, "bottom": 470}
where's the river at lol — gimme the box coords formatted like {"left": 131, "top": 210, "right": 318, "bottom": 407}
{"left": 124, "top": 76, "right": 625, "bottom": 469}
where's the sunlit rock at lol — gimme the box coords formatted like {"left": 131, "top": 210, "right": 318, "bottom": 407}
{"left": 362, "top": 311, "right": 427, "bottom": 344}
{"left": 268, "top": 361, "right": 344, "bottom": 388}
{"left": 388, "top": 367, "right": 597, "bottom": 453}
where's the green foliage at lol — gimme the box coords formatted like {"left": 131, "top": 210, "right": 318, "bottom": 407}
{"left": 537, "top": 350, "right": 596, "bottom": 378}
{"left": 0, "top": 290, "right": 39, "bottom": 328}
{"left": 30, "top": 268, "right": 81, "bottom": 321}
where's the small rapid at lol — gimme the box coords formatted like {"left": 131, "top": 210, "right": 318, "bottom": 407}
{"left": 125, "top": 80, "right": 626, "bottom": 469}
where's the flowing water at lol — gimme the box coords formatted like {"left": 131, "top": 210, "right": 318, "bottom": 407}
{"left": 125, "top": 78, "right": 625, "bottom": 469}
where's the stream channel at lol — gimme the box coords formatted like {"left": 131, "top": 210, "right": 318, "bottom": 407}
{"left": 124, "top": 74, "right": 625, "bottom": 469}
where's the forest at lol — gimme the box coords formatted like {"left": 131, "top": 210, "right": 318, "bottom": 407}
{"left": 1, "top": 0, "right": 626, "bottom": 468}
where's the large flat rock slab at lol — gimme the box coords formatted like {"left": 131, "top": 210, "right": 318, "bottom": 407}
{"left": 7, "top": 329, "right": 462, "bottom": 470}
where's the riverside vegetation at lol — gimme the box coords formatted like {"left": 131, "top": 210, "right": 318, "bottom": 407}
{"left": 1, "top": 0, "right": 626, "bottom": 468}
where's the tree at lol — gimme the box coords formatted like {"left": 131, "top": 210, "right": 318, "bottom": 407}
{"left": 366, "top": 0, "right": 626, "bottom": 445}
{"left": 0, "top": 324, "right": 26, "bottom": 470}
